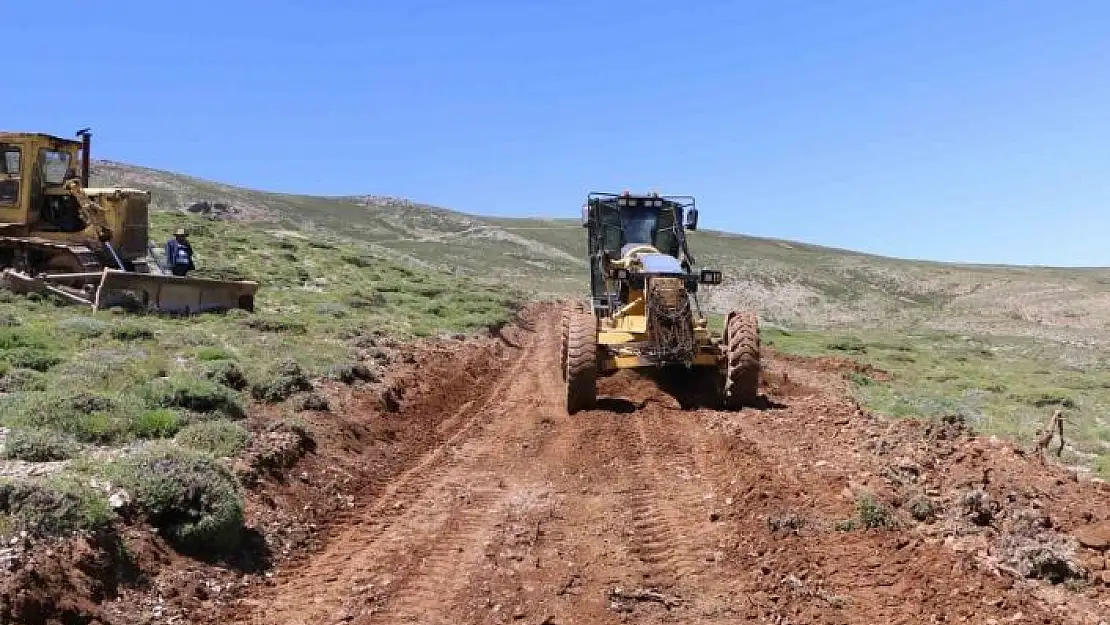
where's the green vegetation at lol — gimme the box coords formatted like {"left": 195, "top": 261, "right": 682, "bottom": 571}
{"left": 760, "top": 325, "right": 1110, "bottom": 478}
{"left": 0, "top": 210, "right": 522, "bottom": 546}
{"left": 108, "top": 443, "right": 245, "bottom": 554}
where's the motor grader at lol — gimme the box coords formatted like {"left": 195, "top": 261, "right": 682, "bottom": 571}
{"left": 0, "top": 129, "right": 258, "bottom": 313}
{"left": 560, "top": 191, "right": 760, "bottom": 413}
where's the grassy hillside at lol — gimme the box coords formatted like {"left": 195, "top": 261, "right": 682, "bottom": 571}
{"left": 0, "top": 208, "right": 520, "bottom": 546}
{"left": 86, "top": 159, "right": 1110, "bottom": 477}
{"left": 93, "top": 161, "right": 1110, "bottom": 343}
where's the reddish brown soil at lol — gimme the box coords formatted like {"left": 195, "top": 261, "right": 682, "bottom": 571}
{"left": 7, "top": 301, "right": 1110, "bottom": 624}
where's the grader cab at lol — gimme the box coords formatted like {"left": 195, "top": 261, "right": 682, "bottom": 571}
{"left": 0, "top": 129, "right": 258, "bottom": 313}
{"left": 560, "top": 191, "right": 760, "bottom": 413}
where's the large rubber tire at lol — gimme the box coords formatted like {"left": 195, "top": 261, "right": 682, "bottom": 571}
{"left": 560, "top": 305, "right": 570, "bottom": 381}
{"left": 722, "top": 310, "right": 760, "bottom": 410}
{"left": 565, "top": 309, "right": 597, "bottom": 414}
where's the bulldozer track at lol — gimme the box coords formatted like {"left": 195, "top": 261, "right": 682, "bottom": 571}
{"left": 0, "top": 236, "right": 103, "bottom": 273}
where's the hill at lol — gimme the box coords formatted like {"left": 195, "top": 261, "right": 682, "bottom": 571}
{"left": 94, "top": 160, "right": 1110, "bottom": 343}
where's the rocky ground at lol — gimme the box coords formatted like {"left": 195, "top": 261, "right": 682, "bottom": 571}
{"left": 3, "top": 302, "right": 1110, "bottom": 624}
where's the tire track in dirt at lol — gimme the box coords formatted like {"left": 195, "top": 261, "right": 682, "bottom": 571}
{"left": 225, "top": 307, "right": 554, "bottom": 625}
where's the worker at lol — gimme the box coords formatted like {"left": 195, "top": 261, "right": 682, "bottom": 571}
{"left": 165, "top": 228, "right": 195, "bottom": 277}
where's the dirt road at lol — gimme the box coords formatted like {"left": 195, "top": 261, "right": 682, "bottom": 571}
{"left": 218, "top": 303, "right": 1110, "bottom": 625}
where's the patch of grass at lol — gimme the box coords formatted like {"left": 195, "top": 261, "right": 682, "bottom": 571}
{"left": 826, "top": 336, "right": 867, "bottom": 354}
{"left": 144, "top": 376, "right": 245, "bottom": 419}
{"left": 244, "top": 316, "right": 308, "bottom": 335}
{"left": 0, "top": 368, "right": 47, "bottom": 392}
{"left": 1, "top": 428, "right": 81, "bottom": 462}
{"left": 175, "top": 420, "right": 250, "bottom": 458}
{"left": 56, "top": 317, "right": 109, "bottom": 339}
{"left": 132, "top": 409, "right": 184, "bottom": 439}
{"left": 110, "top": 322, "right": 156, "bottom": 341}
{"left": 194, "top": 346, "right": 235, "bottom": 362}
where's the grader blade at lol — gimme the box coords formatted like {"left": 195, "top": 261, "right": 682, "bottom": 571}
{"left": 93, "top": 269, "right": 258, "bottom": 313}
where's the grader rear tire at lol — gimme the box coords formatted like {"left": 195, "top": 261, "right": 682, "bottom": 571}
{"left": 565, "top": 309, "right": 597, "bottom": 414}
{"left": 722, "top": 310, "right": 760, "bottom": 410}
{"left": 560, "top": 305, "right": 570, "bottom": 381}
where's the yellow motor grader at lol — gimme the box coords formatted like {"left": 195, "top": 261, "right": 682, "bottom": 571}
{"left": 0, "top": 129, "right": 258, "bottom": 313}
{"left": 561, "top": 191, "right": 760, "bottom": 413}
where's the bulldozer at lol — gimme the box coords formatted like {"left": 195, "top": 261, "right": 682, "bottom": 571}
{"left": 0, "top": 129, "right": 258, "bottom": 313}
{"left": 560, "top": 191, "right": 760, "bottom": 413}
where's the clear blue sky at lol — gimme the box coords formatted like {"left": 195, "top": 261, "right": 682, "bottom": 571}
{"left": 8, "top": 1, "right": 1110, "bottom": 266}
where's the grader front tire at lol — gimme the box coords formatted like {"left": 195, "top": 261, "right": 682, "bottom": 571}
{"left": 564, "top": 310, "right": 597, "bottom": 414}
{"left": 722, "top": 310, "right": 760, "bottom": 410}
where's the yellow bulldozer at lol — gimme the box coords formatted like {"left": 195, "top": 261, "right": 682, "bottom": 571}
{"left": 0, "top": 129, "right": 258, "bottom": 313}
{"left": 560, "top": 191, "right": 760, "bottom": 413}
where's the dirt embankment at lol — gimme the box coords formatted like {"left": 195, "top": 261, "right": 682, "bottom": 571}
{"left": 6, "top": 302, "right": 1110, "bottom": 624}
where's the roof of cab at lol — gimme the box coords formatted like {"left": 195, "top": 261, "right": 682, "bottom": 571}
{"left": 0, "top": 132, "right": 81, "bottom": 145}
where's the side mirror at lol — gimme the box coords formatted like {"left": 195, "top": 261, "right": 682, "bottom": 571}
{"left": 684, "top": 207, "right": 699, "bottom": 231}
{"left": 581, "top": 204, "right": 590, "bottom": 227}
{"left": 699, "top": 269, "right": 722, "bottom": 285}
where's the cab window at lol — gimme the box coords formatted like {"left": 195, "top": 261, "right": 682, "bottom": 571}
{"left": 39, "top": 150, "right": 71, "bottom": 185}
{"left": 0, "top": 144, "right": 21, "bottom": 206}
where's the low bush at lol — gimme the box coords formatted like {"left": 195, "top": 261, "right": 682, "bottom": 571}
{"left": 110, "top": 323, "right": 156, "bottom": 341}
{"left": 294, "top": 393, "right": 330, "bottom": 412}
{"left": 243, "top": 316, "right": 307, "bottom": 335}
{"left": 175, "top": 420, "right": 251, "bottom": 458}
{"left": 204, "top": 360, "right": 249, "bottom": 391}
{"left": 113, "top": 443, "right": 244, "bottom": 554}
{"left": 250, "top": 359, "right": 312, "bottom": 402}
{"left": 0, "top": 368, "right": 47, "bottom": 392}
{"left": 1, "top": 428, "right": 81, "bottom": 462}
{"left": 0, "top": 476, "right": 114, "bottom": 536}
{"left": 132, "top": 409, "right": 183, "bottom": 439}
{"left": 56, "top": 317, "right": 108, "bottom": 339}
{"left": 145, "top": 376, "right": 245, "bottom": 419}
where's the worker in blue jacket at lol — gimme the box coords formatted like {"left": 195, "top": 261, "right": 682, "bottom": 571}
{"left": 165, "top": 228, "right": 195, "bottom": 277}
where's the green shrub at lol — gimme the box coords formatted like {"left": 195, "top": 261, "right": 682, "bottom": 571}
{"left": 326, "top": 363, "right": 379, "bottom": 384}
{"left": 0, "top": 391, "right": 133, "bottom": 444}
{"left": 345, "top": 289, "right": 384, "bottom": 309}
{"left": 1, "top": 428, "right": 80, "bottom": 462}
{"left": 909, "top": 495, "right": 937, "bottom": 522}
{"left": 294, "top": 393, "right": 330, "bottom": 412}
{"left": 175, "top": 420, "right": 250, "bottom": 457}
{"left": 0, "top": 368, "right": 46, "bottom": 392}
{"left": 0, "top": 311, "right": 22, "bottom": 327}
{"left": 56, "top": 317, "right": 108, "bottom": 339}
{"left": 856, "top": 493, "right": 894, "bottom": 529}
{"left": 243, "top": 316, "right": 307, "bottom": 334}
{"left": 2, "top": 348, "right": 62, "bottom": 372}
{"left": 1023, "top": 390, "right": 1077, "bottom": 409}
{"left": 110, "top": 323, "right": 155, "bottom": 341}
{"left": 132, "top": 409, "right": 183, "bottom": 439}
{"left": 341, "top": 253, "right": 373, "bottom": 268}
{"left": 250, "top": 359, "right": 313, "bottom": 402}
{"left": 113, "top": 444, "right": 244, "bottom": 554}
{"left": 194, "top": 346, "right": 235, "bottom": 362}
{"left": 826, "top": 336, "right": 867, "bottom": 353}
{"left": 145, "top": 376, "right": 245, "bottom": 419}
{"left": 313, "top": 303, "right": 347, "bottom": 318}
{"left": 0, "top": 476, "right": 114, "bottom": 536}
{"left": 204, "top": 360, "right": 249, "bottom": 391}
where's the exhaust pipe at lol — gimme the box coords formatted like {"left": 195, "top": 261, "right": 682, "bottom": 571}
{"left": 75, "top": 128, "right": 92, "bottom": 187}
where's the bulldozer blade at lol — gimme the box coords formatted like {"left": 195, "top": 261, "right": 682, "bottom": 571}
{"left": 93, "top": 269, "right": 258, "bottom": 314}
